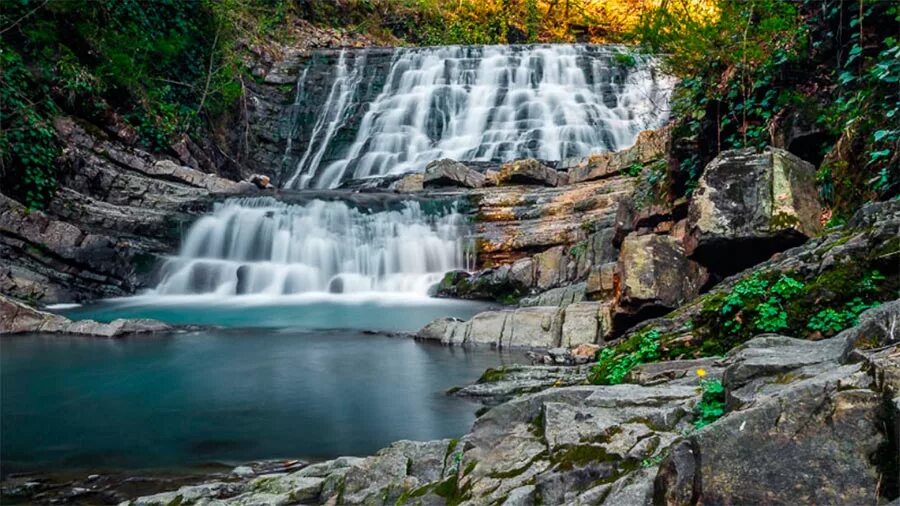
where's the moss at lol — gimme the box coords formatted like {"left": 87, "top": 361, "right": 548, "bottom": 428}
{"left": 528, "top": 408, "right": 546, "bottom": 438}
{"left": 871, "top": 234, "right": 900, "bottom": 259}
{"left": 394, "top": 482, "right": 433, "bottom": 505}
{"left": 165, "top": 496, "right": 184, "bottom": 506}
{"left": 478, "top": 367, "right": 508, "bottom": 383}
{"left": 550, "top": 445, "right": 617, "bottom": 471}
{"left": 488, "top": 450, "right": 548, "bottom": 478}
{"left": 773, "top": 372, "right": 800, "bottom": 384}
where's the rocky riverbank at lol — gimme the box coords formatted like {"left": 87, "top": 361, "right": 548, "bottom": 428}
{"left": 98, "top": 300, "right": 897, "bottom": 506}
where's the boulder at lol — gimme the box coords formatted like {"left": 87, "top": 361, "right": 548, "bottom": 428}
{"left": 423, "top": 159, "right": 485, "bottom": 188}
{"left": 614, "top": 234, "right": 705, "bottom": 329}
{"left": 391, "top": 173, "right": 424, "bottom": 193}
{"left": 569, "top": 126, "right": 670, "bottom": 184}
{"left": 561, "top": 302, "right": 612, "bottom": 347}
{"left": 249, "top": 174, "right": 274, "bottom": 189}
{"left": 498, "top": 159, "right": 559, "bottom": 187}
{"left": 685, "top": 147, "right": 823, "bottom": 275}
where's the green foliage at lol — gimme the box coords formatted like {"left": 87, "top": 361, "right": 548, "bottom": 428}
{"left": 717, "top": 273, "right": 805, "bottom": 340}
{"left": 697, "top": 265, "right": 892, "bottom": 355}
{"left": 1, "top": 0, "right": 249, "bottom": 205}
{"left": 693, "top": 379, "right": 726, "bottom": 430}
{"left": 625, "top": 163, "right": 643, "bottom": 177}
{"left": 807, "top": 297, "right": 880, "bottom": 336}
{"left": 590, "top": 329, "right": 661, "bottom": 385}
{"left": 636, "top": 0, "right": 899, "bottom": 212}
{"left": 0, "top": 43, "right": 60, "bottom": 208}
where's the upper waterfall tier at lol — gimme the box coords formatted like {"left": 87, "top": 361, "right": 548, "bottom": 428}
{"left": 153, "top": 197, "right": 472, "bottom": 297}
{"left": 283, "top": 45, "right": 674, "bottom": 189}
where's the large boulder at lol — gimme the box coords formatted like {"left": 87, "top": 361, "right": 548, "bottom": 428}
{"left": 498, "top": 159, "right": 560, "bottom": 187}
{"left": 685, "top": 147, "right": 823, "bottom": 275}
{"left": 423, "top": 159, "right": 485, "bottom": 188}
{"left": 614, "top": 233, "right": 706, "bottom": 330}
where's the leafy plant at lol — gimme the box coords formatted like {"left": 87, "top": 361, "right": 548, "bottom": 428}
{"left": 694, "top": 379, "right": 726, "bottom": 429}
{"left": 590, "top": 329, "right": 661, "bottom": 385}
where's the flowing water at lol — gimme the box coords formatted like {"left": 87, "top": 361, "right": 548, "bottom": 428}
{"left": 153, "top": 197, "right": 471, "bottom": 298}
{"left": 287, "top": 45, "right": 674, "bottom": 188}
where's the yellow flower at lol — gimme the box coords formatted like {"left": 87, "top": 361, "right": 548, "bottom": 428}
{"left": 696, "top": 368, "right": 707, "bottom": 378}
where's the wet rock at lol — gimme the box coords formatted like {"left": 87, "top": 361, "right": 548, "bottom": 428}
{"left": 498, "top": 159, "right": 560, "bottom": 187}
{"left": 423, "top": 159, "right": 485, "bottom": 188}
{"left": 685, "top": 147, "right": 823, "bottom": 275}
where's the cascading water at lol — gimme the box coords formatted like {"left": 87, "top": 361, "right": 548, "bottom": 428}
{"left": 287, "top": 44, "right": 675, "bottom": 189}
{"left": 153, "top": 197, "right": 471, "bottom": 297}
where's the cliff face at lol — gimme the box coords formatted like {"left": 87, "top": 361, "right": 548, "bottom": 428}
{"left": 0, "top": 118, "right": 244, "bottom": 303}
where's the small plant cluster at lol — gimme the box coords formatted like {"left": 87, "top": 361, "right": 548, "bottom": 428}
{"left": 720, "top": 272, "right": 805, "bottom": 334}
{"left": 693, "top": 377, "right": 726, "bottom": 430}
{"left": 807, "top": 271, "right": 885, "bottom": 335}
{"left": 590, "top": 329, "right": 660, "bottom": 385}
{"left": 698, "top": 267, "right": 890, "bottom": 356}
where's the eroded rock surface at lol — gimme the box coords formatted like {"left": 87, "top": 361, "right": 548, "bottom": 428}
{"left": 685, "top": 147, "right": 823, "bottom": 275}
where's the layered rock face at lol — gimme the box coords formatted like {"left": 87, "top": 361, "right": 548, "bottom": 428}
{"left": 0, "top": 118, "right": 246, "bottom": 304}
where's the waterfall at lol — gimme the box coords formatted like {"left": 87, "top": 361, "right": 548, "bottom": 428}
{"left": 284, "top": 50, "right": 366, "bottom": 189}
{"left": 153, "top": 197, "right": 471, "bottom": 297}
{"left": 287, "top": 45, "right": 674, "bottom": 189}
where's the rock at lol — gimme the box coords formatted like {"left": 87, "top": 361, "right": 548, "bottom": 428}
{"left": 249, "top": 174, "right": 274, "bottom": 189}
{"left": 471, "top": 175, "right": 632, "bottom": 267}
{"left": 423, "top": 159, "right": 485, "bottom": 188}
{"left": 614, "top": 234, "right": 705, "bottom": 330}
{"left": 561, "top": 302, "right": 610, "bottom": 347}
{"left": 519, "top": 283, "right": 584, "bottom": 308}
{"left": 533, "top": 246, "right": 566, "bottom": 290}
{"left": 391, "top": 173, "right": 424, "bottom": 193}
{"left": 453, "top": 364, "right": 591, "bottom": 405}
{"left": 685, "top": 147, "right": 823, "bottom": 275}
{"left": 0, "top": 294, "right": 170, "bottom": 337}
{"left": 569, "top": 126, "right": 670, "bottom": 183}
{"left": 504, "top": 307, "right": 564, "bottom": 348}
{"left": 498, "top": 159, "right": 559, "bottom": 187}
{"left": 571, "top": 343, "right": 601, "bottom": 362}
{"left": 585, "top": 262, "right": 617, "bottom": 300}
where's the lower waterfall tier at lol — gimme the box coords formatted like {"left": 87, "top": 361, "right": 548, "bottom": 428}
{"left": 154, "top": 197, "right": 472, "bottom": 297}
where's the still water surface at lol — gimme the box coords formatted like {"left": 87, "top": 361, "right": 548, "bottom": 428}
{"left": 2, "top": 299, "right": 520, "bottom": 474}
